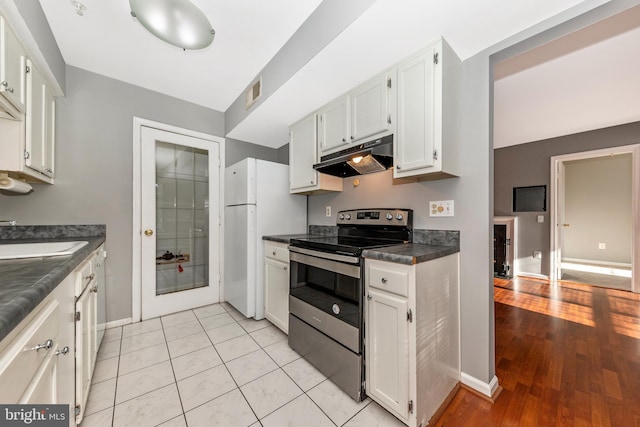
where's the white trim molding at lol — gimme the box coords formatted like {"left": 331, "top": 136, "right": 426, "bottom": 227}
{"left": 105, "top": 318, "right": 133, "bottom": 329}
{"left": 461, "top": 372, "right": 500, "bottom": 398}
{"left": 550, "top": 143, "right": 640, "bottom": 293}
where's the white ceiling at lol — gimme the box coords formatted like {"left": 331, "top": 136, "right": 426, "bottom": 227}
{"left": 38, "top": 0, "right": 634, "bottom": 149}
{"left": 38, "top": 0, "right": 323, "bottom": 112}
{"left": 494, "top": 4, "right": 640, "bottom": 148}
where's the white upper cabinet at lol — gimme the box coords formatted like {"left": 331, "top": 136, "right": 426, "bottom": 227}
{"left": 289, "top": 113, "right": 342, "bottom": 195}
{"left": 26, "top": 60, "right": 55, "bottom": 178}
{"left": 351, "top": 71, "right": 394, "bottom": 143}
{"left": 0, "top": 14, "right": 56, "bottom": 184}
{"left": 0, "top": 16, "right": 27, "bottom": 118}
{"left": 318, "top": 70, "right": 395, "bottom": 157}
{"left": 395, "top": 38, "right": 460, "bottom": 180}
{"left": 318, "top": 96, "right": 350, "bottom": 154}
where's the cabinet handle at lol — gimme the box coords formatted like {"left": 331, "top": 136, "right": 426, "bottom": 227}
{"left": 350, "top": 136, "right": 354, "bottom": 140}
{"left": 32, "top": 339, "right": 54, "bottom": 352}
{"left": 91, "top": 284, "right": 99, "bottom": 293}
{"left": 272, "top": 251, "right": 276, "bottom": 256}
{"left": 85, "top": 273, "right": 95, "bottom": 282}
{"left": 342, "top": 138, "right": 346, "bottom": 142}
{"left": 0, "top": 81, "right": 7, "bottom": 87}
{"left": 367, "top": 294, "right": 372, "bottom": 300}
{"left": 284, "top": 266, "right": 288, "bottom": 271}
{"left": 381, "top": 277, "right": 388, "bottom": 284}
{"left": 7, "top": 87, "right": 14, "bottom": 94}
{"left": 55, "top": 346, "right": 70, "bottom": 356}
{"left": 396, "top": 165, "right": 401, "bottom": 170}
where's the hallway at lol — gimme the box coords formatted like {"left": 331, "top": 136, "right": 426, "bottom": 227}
{"left": 435, "top": 276, "right": 640, "bottom": 426}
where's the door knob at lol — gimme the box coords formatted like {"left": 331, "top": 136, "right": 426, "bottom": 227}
{"left": 144, "top": 229, "right": 154, "bottom": 236}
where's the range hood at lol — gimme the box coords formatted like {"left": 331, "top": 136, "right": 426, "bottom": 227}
{"left": 313, "top": 135, "right": 393, "bottom": 178}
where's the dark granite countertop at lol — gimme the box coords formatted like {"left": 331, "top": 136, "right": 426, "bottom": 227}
{"left": 363, "top": 243, "right": 459, "bottom": 265}
{"left": 0, "top": 232, "right": 106, "bottom": 343}
{"left": 262, "top": 234, "right": 312, "bottom": 244}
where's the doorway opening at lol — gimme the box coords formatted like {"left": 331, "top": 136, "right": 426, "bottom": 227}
{"left": 550, "top": 144, "right": 640, "bottom": 293}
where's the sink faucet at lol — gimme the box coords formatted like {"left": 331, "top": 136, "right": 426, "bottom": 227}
{"left": 0, "top": 220, "right": 17, "bottom": 226}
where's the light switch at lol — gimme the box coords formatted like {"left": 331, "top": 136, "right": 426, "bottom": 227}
{"left": 537, "top": 215, "right": 544, "bottom": 223}
{"left": 429, "top": 200, "right": 454, "bottom": 217}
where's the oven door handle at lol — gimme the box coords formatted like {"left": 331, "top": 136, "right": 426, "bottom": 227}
{"left": 288, "top": 246, "right": 360, "bottom": 265}
{"left": 289, "top": 250, "right": 361, "bottom": 279}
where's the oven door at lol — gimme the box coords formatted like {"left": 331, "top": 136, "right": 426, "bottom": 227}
{"left": 288, "top": 248, "right": 362, "bottom": 351}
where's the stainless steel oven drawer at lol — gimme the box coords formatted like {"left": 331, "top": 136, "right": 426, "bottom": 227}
{"left": 288, "top": 314, "right": 364, "bottom": 402}
{"left": 289, "top": 296, "right": 360, "bottom": 352}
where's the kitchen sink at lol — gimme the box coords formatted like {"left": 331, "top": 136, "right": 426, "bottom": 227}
{"left": 0, "top": 241, "right": 89, "bottom": 260}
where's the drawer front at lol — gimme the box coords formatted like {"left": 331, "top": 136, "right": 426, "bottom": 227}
{"left": 368, "top": 263, "right": 410, "bottom": 297}
{"left": 0, "top": 300, "right": 59, "bottom": 403}
{"left": 74, "top": 256, "right": 95, "bottom": 297}
{"left": 265, "top": 241, "right": 289, "bottom": 263}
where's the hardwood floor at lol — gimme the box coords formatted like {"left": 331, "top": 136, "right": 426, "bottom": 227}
{"left": 434, "top": 276, "right": 640, "bottom": 426}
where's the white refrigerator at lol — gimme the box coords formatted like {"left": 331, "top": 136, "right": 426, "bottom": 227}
{"left": 224, "top": 158, "right": 307, "bottom": 319}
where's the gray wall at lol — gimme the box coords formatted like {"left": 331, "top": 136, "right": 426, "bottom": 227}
{"left": 224, "top": 0, "right": 376, "bottom": 134}
{"left": 564, "top": 154, "right": 632, "bottom": 264}
{"left": 495, "top": 121, "right": 640, "bottom": 276}
{"left": 225, "top": 138, "right": 284, "bottom": 167}
{"left": 13, "top": 0, "right": 65, "bottom": 93}
{"left": 0, "top": 66, "right": 275, "bottom": 323}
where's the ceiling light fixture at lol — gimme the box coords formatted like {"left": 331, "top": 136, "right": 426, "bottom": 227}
{"left": 129, "top": 0, "right": 215, "bottom": 50}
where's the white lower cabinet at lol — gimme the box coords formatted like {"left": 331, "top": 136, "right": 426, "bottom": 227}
{"left": 264, "top": 241, "right": 290, "bottom": 333}
{"left": 365, "top": 254, "right": 460, "bottom": 426}
{"left": 0, "top": 272, "right": 75, "bottom": 424}
{"left": 75, "top": 251, "right": 100, "bottom": 425}
{"left": 0, "top": 245, "right": 105, "bottom": 427}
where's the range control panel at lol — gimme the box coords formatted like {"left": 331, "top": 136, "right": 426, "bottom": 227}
{"left": 337, "top": 209, "right": 412, "bottom": 227}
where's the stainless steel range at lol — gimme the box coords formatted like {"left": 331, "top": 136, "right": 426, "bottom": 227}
{"left": 288, "top": 208, "right": 413, "bottom": 401}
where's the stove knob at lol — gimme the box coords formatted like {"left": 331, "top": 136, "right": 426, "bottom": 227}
{"left": 339, "top": 214, "right": 345, "bottom": 220}
{"left": 345, "top": 214, "right": 351, "bottom": 220}
{"left": 386, "top": 213, "right": 393, "bottom": 220}
{"left": 396, "top": 213, "right": 403, "bottom": 221}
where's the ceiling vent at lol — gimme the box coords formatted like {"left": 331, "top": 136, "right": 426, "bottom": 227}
{"left": 245, "top": 77, "right": 262, "bottom": 110}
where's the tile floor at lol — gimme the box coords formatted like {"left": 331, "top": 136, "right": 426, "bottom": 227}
{"left": 81, "top": 302, "right": 405, "bottom": 427}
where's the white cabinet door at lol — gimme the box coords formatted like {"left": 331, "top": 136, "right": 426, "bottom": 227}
{"left": 75, "top": 284, "right": 96, "bottom": 424}
{"left": 0, "top": 16, "right": 26, "bottom": 113}
{"left": 366, "top": 287, "right": 409, "bottom": 421}
{"left": 318, "top": 96, "right": 350, "bottom": 155}
{"left": 351, "top": 73, "right": 392, "bottom": 143}
{"left": 19, "top": 347, "right": 58, "bottom": 404}
{"left": 289, "top": 114, "right": 342, "bottom": 195}
{"left": 264, "top": 257, "right": 289, "bottom": 333}
{"left": 395, "top": 48, "right": 437, "bottom": 176}
{"left": 289, "top": 114, "right": 319, "bottom": 192}
{"left": 26, "top": 61, "right": 55, "bottom": 178}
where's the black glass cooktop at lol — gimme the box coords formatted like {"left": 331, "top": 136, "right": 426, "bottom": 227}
{"left": 289, "top": 235, "right": 406, "bottom": 256}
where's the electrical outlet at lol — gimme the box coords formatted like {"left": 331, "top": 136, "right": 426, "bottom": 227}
{"left": 598, "top": 243, "right": 606, "bottom": 249}
{"left": 325, "top": 206, "right": 331, "bottom": 217}
{"left": 429, "top": 200, "right": 454, "bottom": 217}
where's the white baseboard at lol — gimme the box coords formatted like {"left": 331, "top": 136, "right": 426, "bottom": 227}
{"left": 562, "top": 258, "right": 631, "bottom": 269}
{"left": 105, "top": 317, "right": 132, "bottom": 329}
{"left": 461, "top": 372, "right": 500, "bottom": 398}
{"left": 517, "top": 272, "right": 549, "bottom": 280}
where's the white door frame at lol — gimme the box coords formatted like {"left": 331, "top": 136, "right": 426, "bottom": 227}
{"left": 550, "top": 143, "right": 640, "bottom": 293}
{"left": 132, "top": 117, "right": 225, "bottom": 322}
